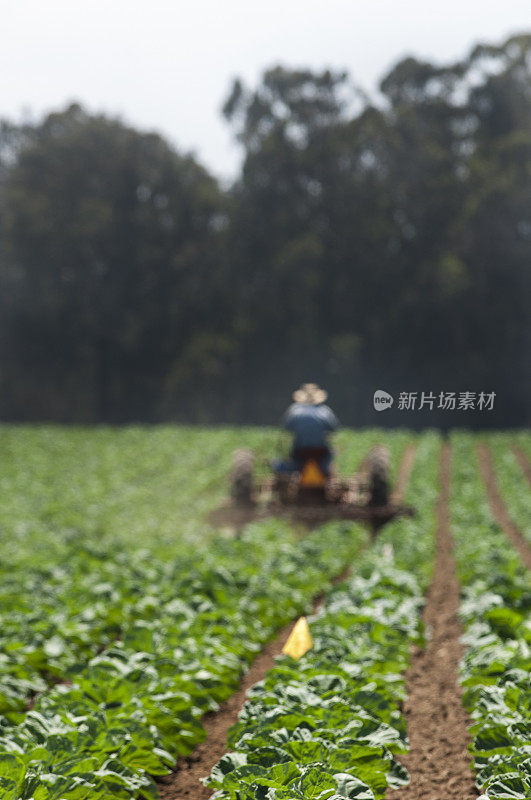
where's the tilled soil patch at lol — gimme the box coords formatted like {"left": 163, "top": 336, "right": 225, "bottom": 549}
{"left": 387, "top": 444, "right": 477, "bottom": 800}
{"left": 513, "top": 444, "right": 531, "bottom": 489}
{"left": 477, "top": 444, "right": 531, "bottom": 569}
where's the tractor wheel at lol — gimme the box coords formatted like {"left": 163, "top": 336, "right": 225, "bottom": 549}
{"left": 273, "top": 473, "right": 292, "bottom": 505}
{"left": 366, "top": 445, "right": 390, "bottom": 507}
{"left": 230, "top": 449, "right": 255, "bottom": 506}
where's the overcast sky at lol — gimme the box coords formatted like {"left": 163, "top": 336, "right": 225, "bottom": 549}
{"left": 3, "top": 1, "right": 530, "bottom": 180}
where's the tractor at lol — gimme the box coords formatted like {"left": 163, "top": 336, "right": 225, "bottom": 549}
{"left": 215, "top": 442, "right": 414, "bottom": 534}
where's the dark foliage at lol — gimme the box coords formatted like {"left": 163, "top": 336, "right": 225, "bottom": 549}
{"left": 0, "top": 34, "right": 529, "bottom": 427}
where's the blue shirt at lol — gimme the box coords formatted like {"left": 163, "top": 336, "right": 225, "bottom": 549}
{"left": 282, "top": 403, "right": 339, "bottom": 448}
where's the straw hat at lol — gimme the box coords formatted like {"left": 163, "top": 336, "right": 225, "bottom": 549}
{"left": 292, "top": 382, "right": 328, "bottom": 405}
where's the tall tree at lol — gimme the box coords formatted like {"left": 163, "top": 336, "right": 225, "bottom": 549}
{"left": 1, "top": 104, "right": 225, "bottom": 421}
{"left": 0, "top": 34, "right": 529, "bottom": 426}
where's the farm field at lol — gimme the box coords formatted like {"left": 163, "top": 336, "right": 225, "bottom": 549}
{"left": 0, "top": 426, "right": 529, "bottom": 800}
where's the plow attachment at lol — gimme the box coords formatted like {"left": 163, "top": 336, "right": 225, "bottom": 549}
{"left": 211, "top": 445, "right": 415, "bottom": 534}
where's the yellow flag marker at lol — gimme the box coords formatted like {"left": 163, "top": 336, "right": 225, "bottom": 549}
{"left": 282, "top": 616, "right": 313, "bottom": 660}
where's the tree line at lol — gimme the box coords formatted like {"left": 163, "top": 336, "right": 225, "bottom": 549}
{"left": 0, "top": 33, "right": 529, "bottom": 428}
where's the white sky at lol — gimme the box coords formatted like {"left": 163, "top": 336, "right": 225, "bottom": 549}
{"left": 2, "top": 0, "right": 530, "bottom": 181}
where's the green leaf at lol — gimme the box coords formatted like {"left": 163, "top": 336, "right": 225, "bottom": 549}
{"left": 0, "top": 753, "right": 25, "bottom": 785}
{"left": 473, "top": 725, "right": 514, "bottom": 755}
{"left": 0, "top": 778, "right": 19, "bottom": 800}
{"left": 206, "top": 752, "right": 248, "bottom": 787}
{"left": 247, "top": 747, "right": 293, "bottom": 767}
{"left": 483, "top": 772, "right": 531, "bottom": 798}
{"left": 386, "top": 758, "right": 409, "bottom": 788}
{"left": 485, "top": 608, "right": 524, "bottom": 639}
{"left": 333, "top": 773, "right": 376, "bottom": 799}
{"left": 43, "top": 636, "right": 65, "bottom": 659}
{"left": 298, "top": 766, "right": 337, "bottom": 798}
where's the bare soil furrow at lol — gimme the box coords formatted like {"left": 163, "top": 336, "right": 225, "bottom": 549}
{"left": 387, "top": 443, "right": 477, "bottom": 800}
{"left": 477, "top": 444, "right": 531, "bottom": 569}
{"left": 391, "top": 442, "right": 417, "bottom": 504}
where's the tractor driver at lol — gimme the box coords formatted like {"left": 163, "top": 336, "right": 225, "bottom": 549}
{"left": 273, "top": 383, "right": 339, "bottom": 476}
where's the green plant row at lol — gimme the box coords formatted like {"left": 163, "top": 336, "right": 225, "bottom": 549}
{"left": 0, "top": 426, "right": 274, "bottom": 566}
{"left": 0, "top": 426, "right": 405, "bottom": 567}
{"left": 0, "top": 520, "right": 368, "bottom": 800}
{"left": 0, "top": 428, "right": 408, "bottom": 713}
{"left": 205, "top": 566, "right": 422, "bottom": 800}
{"left": 0, "top": 426, "right": 255, "bottom": 713}
{"left": 487, "top": 433, "right": 531, "bottom": 544}
{"left": 514, "top": 431, "right": 531, "bottom": 465}
{"left": 0, "top": 426, "right": 413, "bottom": 797}
{"left": 204, "top": 432, "right": 441, "bottom": 800}
{"left": 450, "top": 433, "right": 531, "bottom": 800}
{"left": 0, "top": 524, "right": 297, "bottom": 718}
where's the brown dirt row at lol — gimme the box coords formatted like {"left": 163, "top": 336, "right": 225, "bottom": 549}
{"left": 391, "top": 442, "right": 417, "bottom": 504}
{"left": 159, "top": 445, "right": 417, "bottom": 799}
{"left": 387, "top": 443, "right": 477, "bottom": 800}
{"left": 477, "top": 444, "right": 531, "bottom": 570}
{"left": 512, "top": 445, "right": 531, "bottom": 490}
